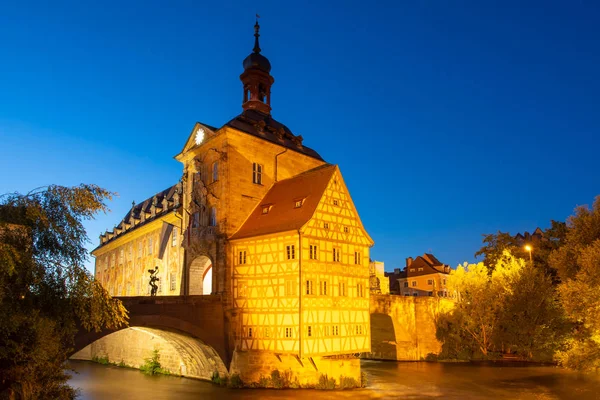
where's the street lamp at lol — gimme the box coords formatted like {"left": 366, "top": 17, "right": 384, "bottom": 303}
{"left": 524, "top": 245, "right": 532, "bottom": 262}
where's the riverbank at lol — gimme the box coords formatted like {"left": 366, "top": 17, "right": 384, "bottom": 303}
{"left": 69, "top": 359, "right": 600, "bottom": 399}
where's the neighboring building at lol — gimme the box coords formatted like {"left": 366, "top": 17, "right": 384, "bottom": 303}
{"left": 369, "top": 260, "right": 389, "bottom": 294}
{"left": 391, "top": 254, "right": 450, "bottom": 297}
{"left": 515, "top": 227, "right": 545, "bottom": 245}
{"left": 91, "top": 22, "right": 373, "bottom": 382}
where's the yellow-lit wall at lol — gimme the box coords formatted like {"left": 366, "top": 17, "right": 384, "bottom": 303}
{"left": 369, "top": 261, "right": 390, "bottom": 295}
{"left": 231, "top": 168, "right": 372, "bottom": 357}
{"left": 93, "top": 212, "right": 183, "bottom": 296}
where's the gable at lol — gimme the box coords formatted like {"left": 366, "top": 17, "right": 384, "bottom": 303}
{"left": 175, "top": 122, "right": 219, "bottom": 160}
{"left": 229, "top": 164, "right": 336, "bottom": 240}
{"left": 301, "top": 167, "right": 374, "bottom": 246}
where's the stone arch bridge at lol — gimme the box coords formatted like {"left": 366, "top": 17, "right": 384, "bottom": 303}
{"left": 72, "top": 295, "right": 230, "bottom": 380}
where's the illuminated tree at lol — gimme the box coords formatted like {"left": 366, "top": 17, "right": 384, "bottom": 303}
{"left": 0, "top": 185, "right": 128, "bottom": 399}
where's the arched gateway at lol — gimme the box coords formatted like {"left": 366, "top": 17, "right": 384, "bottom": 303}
{"left": 189, "top": 255, "right": 212, "bottom": 295}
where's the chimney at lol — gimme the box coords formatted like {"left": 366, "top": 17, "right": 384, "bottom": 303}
{"left": 406, "top": 257, "right": 414, "bottom": 268}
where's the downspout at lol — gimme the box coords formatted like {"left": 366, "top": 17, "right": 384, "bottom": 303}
{"left": 275, "top": 149, "right": 288, "bottom": 182}
{"left": 298, "top": 229, "right": 303, "bottom": 358}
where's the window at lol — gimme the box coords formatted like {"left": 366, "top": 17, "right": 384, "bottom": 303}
{"left": 238, "top": 250, "right": 247, "bottom": 265}
{"left": 413, "top": 292, "right": 418, "bottom": 296}
{"left": 209, "top": 207, "right": 217, "bottom": 226}
{"left": 285, "top": 327, "right": 292, "bottom": 338}
{"left": 171, "top": 227, "right": 178, "bottom": 247}
{"left": 427, "top": 279, "right": 433, "bottom": 285}
{"left": 344, "top": 226, "right": 349, "bottom": 233}
{"left": 354, "top": 251, "right": 361, "bottom": 265}
{"left": 308, "top": 326, "right": 312, "bottom": 337}
{"left": 443, "top": 279, "right": 447, "bottom": 286}
{"left": 428, "top": 291, "right": 433, "bottom": 296}
{"left": 404, "top": 292, "right": 410, "bottom": 296}
{"left": 262, "top": 205, "right": 270, "bottom": 214}
{"left": 306, "top": 280, "right": 314, "bottom": 295}
{"left": 309, "top": 245, "right": 318, "bottom": 260}
{"left": 320, "top": 280, "right": 327, "bottom": 296}
{"left": 128, "top": 245, "right": 132, "bottom": 257}
{"left": 212, "top": 161, "right": 218, "bottom": 182}
{"left": 170, "top": 273, "right": 176, "bottom": 291}
{"left": 356, "top": 325, "right": 363, "bottom": 335}
{"left": 403, "top": 282, "right": 409, "bottom": 288}
{"left": 248, "top": 327, "right": 253, "bottom": 338}
{"left": 285, "top": 279, "right": 296, "bottom": 296}
{"left": 265, "top": 327, "right": 271, "bottom": 338}
{"left": 333, "top": 199, "right": 338, "bottom": 206}
{"left": 412, "top": 281, "right": 417, "bottom": 287}
{"left": 252, "top": 163, "right": 263, "bottom": 184}
{"left": 119, "top": 249, "right": 124, "bottom": 264}
{"left": 333, "top": 326, "right": 339, "bottom": 336}
{"left": 339, "top": 282, "right": 347, "bottom": 296}
{"left": 286, "top": 245, "right": 295, "bottom": 260}
{"left": 148, "top": 238, "right": 153, "bottom": 255}
{"left": 409, "top": 268, "right": 415, "bottom": 272}
{"left": 294, "top": 199, "right": 304, "bottom": 208}
{"left": 333, "top": 248, "right": 341, "bottom": 262}
{"left": 357, "top": 283, "right": 364, "bottom": 297}
{"left": 192, "top": 212, "right": 200, "bottom": 228}
{"left": 418, "top": 267, "right": 424, "bottom": 271}
{"left": 438, "top": 291, "right": 444, "bottom": 297}
{"left": 324, "top": 222, "right": 329, "bottom": 229}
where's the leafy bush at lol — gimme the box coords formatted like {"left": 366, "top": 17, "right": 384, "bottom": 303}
{"left": 424, "top": 353, "right": 438, "bottom": 361}
{"left": 92, "top": 355, "right": 110, "bottom": 365}
{"left": 360, "top": 371, "right": 368, "bottom": 388}
{"left": 270, "top": 369, "right": 284, "bottom": 388}
{"left": 339, "top": 375, "right": 359, "bottom": 389}
{"left": 316, "top": 374, "right": 336, "bottom": 390}
{"left": 139, "top": 349, "right": 170, "bottom": 375}
{"left": 228, "top": 373, "right": 244, "bottom": 388}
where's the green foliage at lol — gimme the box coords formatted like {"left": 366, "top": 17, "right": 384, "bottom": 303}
{"left": 227, "top": 373, "right": 243, "bottom": 388}
{"left": 210, "top": 371, "right": 228, "bottom": 386}
{"left": 550, "top": 196, "right": 600, "bottom": 371}
{"left": 257, "top": 375, "right": 270, "bottom": 388}
{"left": 437, "top": 251, "right": 567, "bottom": 361}
{"left": 315, "top": 374, "right": 336, "bottom": 390}
{"left": 0, "top": 185, "right": 128, "bottom": 399}
{"left": 140, "top": 349, "right": 170, "bottom": 375}
{"left": 338, "top": 375, "right": 359, "bottom": 389}
{"left": 270, "top": 369, "right": 284, "bottom": 388}
{"left": 91, "top": 355, "right": 110, "bottom": 365}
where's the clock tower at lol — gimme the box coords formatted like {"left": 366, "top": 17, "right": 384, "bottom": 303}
{"left": 240, "top": 21, "right": 274, "bottom": 115}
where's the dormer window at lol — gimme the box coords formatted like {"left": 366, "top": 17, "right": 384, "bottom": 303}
{"left": 294, "top": 198, "right": 305, "bottom": 208}
{"left": 261, "top": 205, "right": 272, "bottom": 214}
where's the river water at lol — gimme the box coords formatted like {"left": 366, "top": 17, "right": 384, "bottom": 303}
{"left": 68, "top": 359, "right": 600, "bottom": 399}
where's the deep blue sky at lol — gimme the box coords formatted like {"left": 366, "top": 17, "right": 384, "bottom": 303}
{"left": 1, "top": 1, "right": 599, "bottom": 272}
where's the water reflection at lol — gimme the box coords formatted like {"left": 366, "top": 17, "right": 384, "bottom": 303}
{"left": 69, "top": 359, "right": 600, "bottom": 400}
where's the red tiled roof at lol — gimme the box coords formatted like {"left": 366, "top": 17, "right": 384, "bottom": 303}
{"left": 230, "top": 164, "right": 336, "bottom": 240}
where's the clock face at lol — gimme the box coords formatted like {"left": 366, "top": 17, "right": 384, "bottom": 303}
{"left": 194, "top": 128, "right": 205, "bottom": 145}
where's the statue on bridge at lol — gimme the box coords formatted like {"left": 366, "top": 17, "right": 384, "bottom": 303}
{"left": 148, "top": 266, "right": 160, "bottom": 296}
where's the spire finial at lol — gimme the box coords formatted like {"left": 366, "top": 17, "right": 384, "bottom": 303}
{"left": 253, "top": 14, "right": 261, "bottom": 53}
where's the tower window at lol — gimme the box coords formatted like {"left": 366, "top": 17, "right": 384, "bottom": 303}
{"left": 253, "top": 163, "right": 263, "bottom": 185}
{"left": 209, "top": 207, "right": 217, "bottom": 226}
{"left": 212, "top": 161, "right": 219, "bottom": 182}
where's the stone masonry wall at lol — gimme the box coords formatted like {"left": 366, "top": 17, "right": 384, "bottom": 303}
{"left": 365, "top": 294, "right": 454, "bottom": 361}
{"left": 229, "top": 350, "right": 361, "bottom": 386}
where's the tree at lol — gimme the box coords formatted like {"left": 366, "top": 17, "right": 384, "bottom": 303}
{"left": 550, "top": 196, "right": 600, "bottom": 371}
{"left": 437, "top": 250, "right": 567, "bottom": 361}
{"left": 0, "top": 185, "right": 128, "bottom": 399}
{"left": 475, "top": 221, "right": 566, "bottom": 283}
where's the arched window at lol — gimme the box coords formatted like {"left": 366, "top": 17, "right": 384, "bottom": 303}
{"left": 209, "top": 207, "right": 217, "bottom": 227}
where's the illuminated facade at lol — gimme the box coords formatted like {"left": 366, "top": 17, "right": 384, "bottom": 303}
{"left": 92, "top": 21, "right": 373, "bottom": 384}
{"left": 392, "top": 254, "right": 450, "bottom": 297}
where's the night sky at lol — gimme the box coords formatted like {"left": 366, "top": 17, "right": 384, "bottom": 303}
{"left": 1, "top": 1, "right": 599, "bottom": 272}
